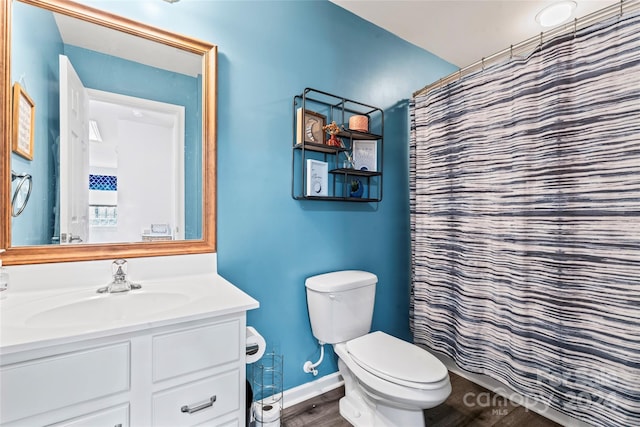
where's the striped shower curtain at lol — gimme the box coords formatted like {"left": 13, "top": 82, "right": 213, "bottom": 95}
{"left": 409, "top": 9, "right": 640, "bottom": 427}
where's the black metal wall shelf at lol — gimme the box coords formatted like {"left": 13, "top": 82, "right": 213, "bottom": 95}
{"left": 291, "top": 88, "right": 383, "bottom": 202}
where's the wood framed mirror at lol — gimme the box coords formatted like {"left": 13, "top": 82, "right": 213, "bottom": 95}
{"left": 1, "top": 0, "right": 216, "bottom": 265}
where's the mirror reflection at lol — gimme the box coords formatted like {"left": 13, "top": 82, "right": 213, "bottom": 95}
{"left": 10, "top": 0, "right": 204, "bottom": 247}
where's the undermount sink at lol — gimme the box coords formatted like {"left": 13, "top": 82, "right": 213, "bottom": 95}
{"left": 25, "top": 291, "right": 191, "bottom": 327}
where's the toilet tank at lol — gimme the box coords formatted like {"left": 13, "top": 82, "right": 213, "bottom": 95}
{"left": 305, "top": 270, "right": 377, "bottom": 344}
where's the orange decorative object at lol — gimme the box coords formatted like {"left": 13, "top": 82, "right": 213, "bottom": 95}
{"left": 349, "top": 115, "right": 368, "bottom": 132}
{"left": 327, "top": 134, "right": 342, "bottom": 147}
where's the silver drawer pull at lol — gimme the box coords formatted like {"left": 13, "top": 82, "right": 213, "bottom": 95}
{"left": 181, "top": 395, "right": 217, "bottom": 414}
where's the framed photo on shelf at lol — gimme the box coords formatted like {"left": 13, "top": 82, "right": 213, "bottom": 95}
{"left": 296, "top": 108, "right": 326, "bottom": 145}
{"left": 352, "top": 140, "right": 377, "bottom": 171}
{"left": 305, "top": 159, "right": 328, "bottom": 197}
{"left": 12, "top": 82, "right": 35, "bottom": 160}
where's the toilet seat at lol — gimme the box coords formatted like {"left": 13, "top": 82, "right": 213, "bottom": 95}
{"left": 346, "top": 331, "right": 448, "bottom": 390}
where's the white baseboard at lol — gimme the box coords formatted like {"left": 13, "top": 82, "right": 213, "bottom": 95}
{"left": 282, "top": 372, "right": 344, "bottom": 409}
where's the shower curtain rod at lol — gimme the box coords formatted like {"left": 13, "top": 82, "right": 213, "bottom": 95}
{"left": 413, "top": 0, "right": 639, "bottom": 98}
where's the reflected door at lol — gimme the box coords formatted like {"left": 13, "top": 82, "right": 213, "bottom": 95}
{"left": 59, "top": 55, "right": 89, "bottom": 244}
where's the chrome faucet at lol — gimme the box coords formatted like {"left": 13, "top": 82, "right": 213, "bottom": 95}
{"left": 97, "top": 259, "right": 142, "bottom": 293}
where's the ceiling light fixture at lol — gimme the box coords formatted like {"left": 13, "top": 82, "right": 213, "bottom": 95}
{"left": 535, "top": 1, "right": 577, "bottom": 28}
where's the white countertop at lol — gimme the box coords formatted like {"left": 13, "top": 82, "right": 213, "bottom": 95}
{"left": 0, "top": 273, "right": 259, "bottom": 356}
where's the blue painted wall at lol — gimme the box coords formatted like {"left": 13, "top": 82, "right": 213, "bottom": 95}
{"left": 58, "top": 0, "right": 456, "bottom": 390}
{"left": 10, "top": 2, "right": 61, "bottom": 245}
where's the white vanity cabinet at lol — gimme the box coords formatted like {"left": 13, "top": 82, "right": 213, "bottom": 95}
{"left": 0, "top": 313, "right": 247, "bottom": 427}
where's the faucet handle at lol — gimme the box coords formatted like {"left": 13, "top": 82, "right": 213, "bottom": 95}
{"left": 112, "top": 259, "right": 128, "bottom": 277}
{"left": 97, "top": 259, "right": 141, "bottom": 293}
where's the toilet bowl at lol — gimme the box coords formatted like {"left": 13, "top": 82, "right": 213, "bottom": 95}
{"left": 334, "top": 331, "right": 451, "bottom": 427}
{"left": 304, "top": 271, "right": 451, "bottom": 427}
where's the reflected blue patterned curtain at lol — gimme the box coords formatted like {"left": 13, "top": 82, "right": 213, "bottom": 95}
{"left": 410, "top": 9, "right": 640, "bottom": 427}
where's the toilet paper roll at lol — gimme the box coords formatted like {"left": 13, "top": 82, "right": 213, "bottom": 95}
{"left": 253, "top": 401, "right": 281, "bottom": 427}
{"left": 246, "top": 326, "right": 266, "bottom": 364}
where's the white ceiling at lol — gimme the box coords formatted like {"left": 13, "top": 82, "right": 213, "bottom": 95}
{"left": 53, "top": 12, "right": 201, "bottom": 77}
{"left": 330, "top": 0, "right": 618, "bottom": 68}
{"left": 53, "top": 1, "right": 618, "bottom": 77}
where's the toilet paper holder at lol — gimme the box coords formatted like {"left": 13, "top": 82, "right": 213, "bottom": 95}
{"left": 246, "top": 326, "right": 266, "bottom": 364}
{"left": 252, "top": 352, "right": 283, "bottom": 427}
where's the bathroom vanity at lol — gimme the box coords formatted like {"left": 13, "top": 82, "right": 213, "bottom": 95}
{"left": 0, "top": 263, "right": 258, "bottom": 427}
{"left": 0, "top": 0, "right": 253, "bottom": 423}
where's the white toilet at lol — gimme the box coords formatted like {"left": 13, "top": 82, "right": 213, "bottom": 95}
{"left": 305, "top": 270, "right": 451, "bottom": 427}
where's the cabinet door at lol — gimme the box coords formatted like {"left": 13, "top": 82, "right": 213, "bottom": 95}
{"left": 152, "top": 320, "right": 240, "bottom": 382}
{"left": 0, "top": 342, "right": 130, "bottom": 424}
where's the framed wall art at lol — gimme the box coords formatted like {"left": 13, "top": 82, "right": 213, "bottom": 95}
{"left": 352, "top": 140, "right": 377, "bottom": 171}
{"left": 296, "top": 108, "right": 326, "bottom": 145}
{"left": 305, "top": 159, "right": 328, "bottom": 197}
{"left": 12, "top": 82, "right": 35, "bottom": 160}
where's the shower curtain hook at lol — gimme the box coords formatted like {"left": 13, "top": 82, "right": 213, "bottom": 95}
{"left": 481, "top": 57, "right": 485, "bottom": 71}
{"left": 573, "top": 18, "right": 577, "bottom": 38}
{"left": 510, "top": 45, "right": 513, "bottom": 60}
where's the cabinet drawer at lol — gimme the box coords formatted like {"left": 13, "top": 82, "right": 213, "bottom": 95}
{"left": 0, "top": 342, "right": 130, "bottom": 424}
{"left": 208, "top": 419, "right": 239, "bottom": 427}
{"left": 152, "top": 369, "right": 240, "bottom": 427}
{"left": 152, "top": 320, "right": 240, "bottom": 382}
{"left": 195, "top": 418, "right": 238, "bottom": 427}
{"left": 51, "top": 403, "right": 129, "bottom": 427}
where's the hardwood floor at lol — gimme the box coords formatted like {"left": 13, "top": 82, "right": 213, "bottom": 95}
{"left": 281, "top": 372, "right": 561, "bottom": 427}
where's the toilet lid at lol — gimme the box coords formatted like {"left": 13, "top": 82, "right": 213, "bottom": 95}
{"left": 346, "top": 331, "right": 448, "bottom": 386}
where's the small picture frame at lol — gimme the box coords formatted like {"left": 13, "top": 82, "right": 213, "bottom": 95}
{"left": 296, "top": 108, "right": 326, "bottom": 145}
{"left": 12, "top": 83, "right": 35, "bottom": 160}
{"left": 305, "top": 159, "right": 328, "bottom": 197}
{"left": 353, "top": 140, "right": 377, "bottom": 172}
